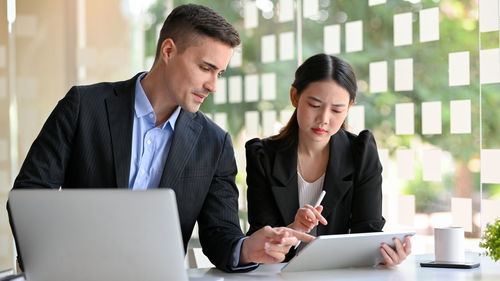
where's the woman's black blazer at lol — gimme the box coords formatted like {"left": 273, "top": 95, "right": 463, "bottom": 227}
{"left": 245, "top": 129, "right": 385, "bottom": 258}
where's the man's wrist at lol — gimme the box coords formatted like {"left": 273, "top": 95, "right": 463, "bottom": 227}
{"left": 240, "top": 237, "right": 251, "bottom": 264}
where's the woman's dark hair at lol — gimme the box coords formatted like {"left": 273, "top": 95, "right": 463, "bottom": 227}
{"left": 154, "top": 4, "right": 240, "bottom": 61}
{"left": 271, "top": 54, "right": 357, "bottom": 148}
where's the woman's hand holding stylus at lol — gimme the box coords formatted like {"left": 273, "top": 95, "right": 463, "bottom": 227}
{"left": 288, "top": 204, "right": 327, "bottom": 233}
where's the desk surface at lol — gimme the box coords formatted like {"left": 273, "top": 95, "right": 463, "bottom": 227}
{"left": 188, "top": 253, "right": 500, "bottom": 281}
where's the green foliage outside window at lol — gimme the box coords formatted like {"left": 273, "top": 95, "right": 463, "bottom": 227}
{"left": 480, "top": 218, "right": 500, "bottom": 261}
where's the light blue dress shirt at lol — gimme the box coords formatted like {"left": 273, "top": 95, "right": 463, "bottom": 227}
{"left": 129, "top": 72, "right": 180, "bottom": 190}
{"left": 128, "top": 73, "right": 255, "bottom": 269}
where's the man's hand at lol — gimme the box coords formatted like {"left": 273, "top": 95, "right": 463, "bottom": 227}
{"left": 240, "top": 226, "right": 315, "bottom": 264}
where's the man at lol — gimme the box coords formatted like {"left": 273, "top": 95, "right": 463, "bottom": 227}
{"left": 11, "top": 4, "right": 312, "bottom": 272}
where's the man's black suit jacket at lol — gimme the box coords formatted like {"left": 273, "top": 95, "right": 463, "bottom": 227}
{"left": 12, "top": 73, "right": 245, "bottom": 272}
{"left": 245, "top": 129, "right": 386, "bottom": 261}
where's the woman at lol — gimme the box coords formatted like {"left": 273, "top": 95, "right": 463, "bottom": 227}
{"left": 245, "top": 54, "right": 411, "bottom": 266}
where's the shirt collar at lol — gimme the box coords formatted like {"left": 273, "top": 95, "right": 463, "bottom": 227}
{"left": 134, "top": 72, "right": 153, "bottom": 119}
{"left": 134, "top": 72, "right": 181, "bottom": 131}
{"left": 166, "top": 106, "right": 181, "bottom": 131}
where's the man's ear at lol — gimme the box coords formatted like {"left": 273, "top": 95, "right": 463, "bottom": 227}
{"left": 290, "top": 87, "right": 299, "bottom": 107}
{"left": 160, "top": 38, "right": 177, "bottom": 63}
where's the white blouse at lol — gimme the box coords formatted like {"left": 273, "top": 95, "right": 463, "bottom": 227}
{"left": 297, "top": 172, "right": 325, "bottom": 236}
{"left": 297, "top": 172, "right": 325, "bottom": 209}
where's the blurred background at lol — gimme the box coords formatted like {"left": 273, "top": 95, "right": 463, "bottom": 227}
{"left": 0, "top": 0, "right": 499, "bottom": 269}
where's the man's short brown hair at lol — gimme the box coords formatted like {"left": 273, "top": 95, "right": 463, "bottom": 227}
{"left": 155, "top": 4, "right": 241, "bottom": 61}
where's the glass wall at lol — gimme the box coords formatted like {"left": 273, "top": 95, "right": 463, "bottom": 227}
{"left": 167, "top": 0, "right": 500, "bottom": 253}
{"left": 0, "top": 0, "right": 499, "bottom": 269}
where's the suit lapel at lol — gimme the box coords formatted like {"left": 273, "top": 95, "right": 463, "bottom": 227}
{"left": 158, "top": 109, "right": 202, "bottom": 191}
{"left": 271, "top": 143, "right": 300, "bottom": 225}
{"left": 105, "top": 74, "right": 140, "bottom": 188}
{"left": 320, "top": 130, "right": 354, "bottom": 226}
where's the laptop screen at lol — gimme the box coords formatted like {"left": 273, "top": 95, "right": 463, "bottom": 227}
{"left": 8, "top": 189, "right": 188, "bottom": 281}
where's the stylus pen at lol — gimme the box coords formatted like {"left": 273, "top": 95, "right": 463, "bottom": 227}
{"left": 294, "top": 190, "right": 326, "bottom": 250}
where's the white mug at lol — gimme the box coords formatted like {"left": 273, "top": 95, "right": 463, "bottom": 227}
{"left": 434, "top": 227, "right": 465, "bottom": 262}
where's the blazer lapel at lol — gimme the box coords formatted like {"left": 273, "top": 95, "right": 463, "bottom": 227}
{"left": 320, "top": 130, "right": 354, "bottom": 225}
{"left": 105, "top": 74, "right": 140, "bottom": 188}
{"left": 158, "top": 109, "right": 202, "bottom": 191}
{"left": 271, "top": 143, "right": 300, "bottom": 225}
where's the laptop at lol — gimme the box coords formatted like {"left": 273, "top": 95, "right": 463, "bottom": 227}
{"left": 8, "top": 189, "right": 189, "bottom": 281}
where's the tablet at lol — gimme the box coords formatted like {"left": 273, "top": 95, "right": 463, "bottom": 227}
{"left": 281, "top": 231, "right": 415, "bottom": 272}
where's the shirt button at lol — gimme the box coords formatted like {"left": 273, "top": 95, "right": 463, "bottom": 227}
{"left": 147, "top": 140, "right": 151, "bottom": 145}
{"left": 149, "top": 113, "right": 154, "bottom": 118}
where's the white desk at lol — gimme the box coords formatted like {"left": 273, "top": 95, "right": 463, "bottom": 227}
{"left": 188, "top": 253, "right": 500, "bottom": 281}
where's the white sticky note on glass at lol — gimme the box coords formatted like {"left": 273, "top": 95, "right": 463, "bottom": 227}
{"left": 15, "top": 15, "right": 37, "bottom": 37}
{"left": 324, "top": 25, "right": 341, "bottom": 55}
{"left": 481, "top": 199, "right": 500, "bottom": 228}
{"left": 229, "top": 45, "right": 242, "bottom": 68}
{"left": 214, "top": 112, "right": 227, "bottom": 131}
{"left": 394, "top": 13, "right": 413, "bottom": 46}
{"left": 17, "top": 77, "right": 38, "bottom": 99}
{"left": 244, "top": 1, "right": 258, "bottom": 29}
{"left": 369, "top": 61, "right": 388, "bottom": 93}
{"left": 347, "top": 105, "right": 365, "bottom": 135}
{"left": 245, "top": 111, "right": 260, "bottom": 137}
{"left": 479, "top": 0, "right": 499, "bottom": 32}
{"left": 303, "top": 0, "right": 319, "bottom": 18}
{"left": 422, "top": 101, "right": 442, "bottom": 135}
{"left": 369, "top": 0, "right": 386, "bottom": 6}
{"left": 279, "top": 0, "right": 294, "bottom": 22}
{"left": 262, "top": 73, "right": 276, "bottom": 101}
{"left": 280, "top": 32, "right": 294, "bottom": 61}
{"left": 481, "top": 149, "right": 500, "bottom": 183}
{"left": 451, "top": 197, "right": 472, "bottom": 232}
{"left": 245, "top": 74, "right": 259, "bottom": 102}
{"left": 420, "top": 7, "right": 440, "bottom": 42}
{"left": 422, "top": 148, "right": 442, "bottom": 181}
{"left": 395, "top": 103, "right": 414, "bottom": 135}
{"left": 345, "top": 21, "right": 363, "bottom": 52}
{"left": 280, "top": 110, "right": 294, "bottom": 126}
{"left": 262, "top": 111, "right": 277, "bottom": 136}
{"left": 480, "top": 48, "right": 500, "bottom": 84}
{"left": 398, "top": 195, "right": 415, "bottom": 226}
{"left": 0, "top": 138, "right": 7, "bottom": 162}
{"left": 450, "top": 100, "right": 471, "bottom": 134}
{"left": 397, "top": 149, "right": 414, "bottom": 180}
{"left": 0, "top": 45, "right": 5, "bottom": 68}
{"left": 395, "top": 58, "right": 413, "bottom": 91}
{"left": 262, "top": 35, "right": 276, "bottom": 63}
{"left": 228, "top": 76, "right": 242, "bottom": 103}
{"left": 0, "top": 76, "right": 6, "bottom": 99}
{"left": 378, "top": 148, "right": 390, "bottom": 181}
{"left": 214, "top": 78, "right": 227, "bottom": 104}
{"left": 449, "top": 51, "right": 470, "bottom": 86}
